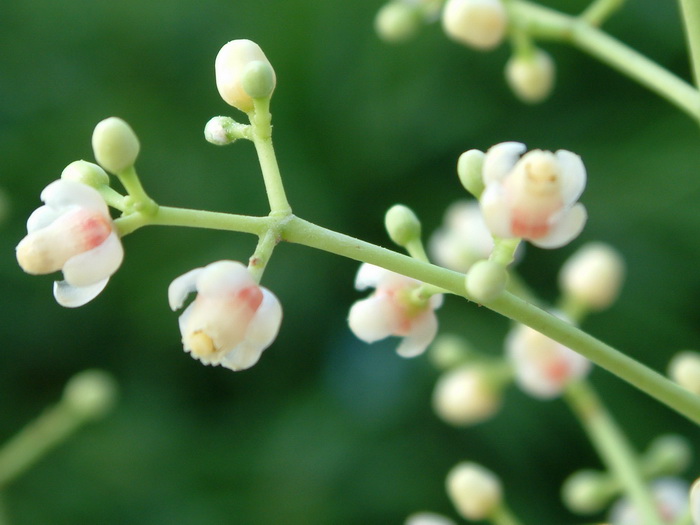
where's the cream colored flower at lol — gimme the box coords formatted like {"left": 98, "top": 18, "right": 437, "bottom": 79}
{"left": 441, "top": 0, "right": 507, "bottom": 50}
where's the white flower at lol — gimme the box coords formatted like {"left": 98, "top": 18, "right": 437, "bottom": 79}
{"left": 348, "top": 263, "right": 442, "bottom": 358}
{"left": 609, "top": 478, "right": 690, "bottom": 525}
{"left": 480, "top": 142, "right": 587, "bottom": 248}
{"left": 446, "top": 462, "right": 502, "bottom": 520}
{"left": 16, "top": 179, "right": 123, "bottom": 307}
{"left": 215, "top": 39, "right": 276, "bottom": 113}
{"left": 506, "top": 322, "right": 590, "bottom": 399}
{"left": 405, "top": 512, "right": 457, "bottom": 525}
{"left": 168, "top": 261, "right": 282, "bottom": 371}
{"left": 441, "top": 0, "right": 507, "bottom": 50}
{"left": 691, "top": 477, "right": 700, "bottom": 525}
{"left": 429, "top": 201, "right": 494, "bottom": 272}
{"left": 432, "top": 365, "right": 502, "bottom": 426}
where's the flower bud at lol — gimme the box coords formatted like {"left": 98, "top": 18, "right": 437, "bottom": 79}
{"left": 643, "top": 434, "right": 693, "bottom": 477}
{"left": 433, "top": 365, "right": 502, "bottom": 426}
{"left": 405, "top": 512, "right": 457, "bottom": 525}
{"left": 61, "top": 160, "right": 110, "bottom": 188}
{"left": 428, "top": 334, "right": 473, "bottom": 370}
{"left": 204, "top": 116, "right": 249, "bottom": 146}
{"left": 91, "top": 117, "right": 140, "bottom": 174}
{"left": 505, "top": 49, "right": 555, "bottom": 104}
{"left": 385, "top": 204, "right": 422, "bottom": 247}
{"left": 375, "top": 2, "right": 423, "bottom": 43}
{"left": 62, "top": 369, "right": 118, "bottom": 420}
{"left": 457, "top": 149, "right": 485, "bottom": 198}
{"left": 446, "top": 462, "right": 502, "bottom": 520}
{"left": 561, "top": 470, "right": 614, "bottom": 514}
{"left": 215, "top": 39, "right": 276, "bottom": 113}
{"left": 466, "top": 259, "right": 507, "bottom": 303}
{"left": 441, "top": 0, "right": 507, "bottom": 50}
{"left": 559, "top": 242, "right": 625, "bottom": 311}
{"left": 668, "top": 351, "right": 700, "bottom": 395}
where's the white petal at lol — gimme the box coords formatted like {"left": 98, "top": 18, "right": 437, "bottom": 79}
{"left": 41, "top": 179, "right": 109, "bottom": 216}
{"left": 26, "top": 205, "right": 60, "bottom": 233}
{"left": 62, "top": 232, "right": 123, "bottom": 287}
{"left": 53, "top": 278, "right": 109, "bottom": 308}
{"left": 691, "top": 477, "right": 700, "bottom": 525}
{"left": 354, "top": 263, "right": 387, "bottom": 290}
{"left": 244, "top": 287, "right": 282, "bottom": 348}
{"left": 555, "top": 150, "right": 587, "bottom": 204}
{"left": 348, "top": 296, "right": 397, "bottom": 343}
{"left": 531, "top": 203, "right": 587, "bottom": 249}
{"left": 482, "top": 142, "right": 525, "bottom": 185}
{"left": 479, "top": 184, "right": 513, "bottom": 238}
{"left": 168, "top": 268, "right": 203, "bottom": 311}
{"left": 196, "top": 260, "right": 252, "bottom": 296}
{"left": 396, "top": 311, "right": 438, "bottom": 357}
{"left": 221, "top": 340, "right": 264, "bottom": 371}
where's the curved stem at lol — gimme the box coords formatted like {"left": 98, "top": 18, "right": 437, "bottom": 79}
{"left": 678, "top": 0, "right": 700, "bottom": 88}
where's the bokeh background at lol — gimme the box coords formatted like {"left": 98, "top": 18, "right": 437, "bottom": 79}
{"left": 1, "top": 1, "right": 699, "bottom": 523}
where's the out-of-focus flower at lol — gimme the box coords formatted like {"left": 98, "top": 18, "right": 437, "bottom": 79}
{"left": 506, "top": 322, "right": 591, "bottom": 399}
{"left": 560, "top": 242, "right": 625, "bottom": 312}
{"left": 668, "top": 351, "right": 700, "bottom": 396}
{"left": 429, "top": 201, "right": 493, "bottom": 272}
{"left": 480, "top": 142, "right": 587, "bottom": 248}
{"left": 505, "top": 49, "right": 555, "bottom": 104}
{"left": 691, "top": 477, "right": 699, "bottom": 525}
{"left": 446, "top": 462, "right": 502, "bottom": 520}
{"left": 608, "top": 478, "right": 690, "bottom": 525}
{"left": 16, "top": 179, "right": 123, "bottom": 307}
{"left": 348, "top": 263, "right": 442, "bottom": 358}
{"left": 375, "top": 1, "right": 424, "bottom": 43}
{"left": 441, "top": 0, "right": 507, "bottom": 50}
{"left": 405, "top": 512, "right": 457, "bottom": 525}
{"left": 432, "top": 365, "right": 502, "bottom": 426}
{"left": 215, "top": 39, "right": 276, "bottom": 113}
{"left": 169, "top": 260, "right": 282, "bottom": 371}
{"left": 562, "top": 469, "right": 615, "bottom": 514}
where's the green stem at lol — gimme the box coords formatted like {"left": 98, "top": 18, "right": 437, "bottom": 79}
{"left": 565, "top": 381, "right": 663, "bottom": 525}
{"left": 678, "top": 0, "right": 700, "bottom": 88}
{"left": 248, "top": 228, "right": 279, "bottom": 283}
{"left": 489, "top": 503, "right": 525, "bottom": 525}
{"left": 115, "top": 166, "right": 157, "bottom": 214}
{"left": 249, "top": 98, "right": 292, "bottom": 214}
{"left": 510, "top": 0, "right": 700, "bottom": 121}
{"left": 580, "top": 0, "right": 625, "bottom": 27}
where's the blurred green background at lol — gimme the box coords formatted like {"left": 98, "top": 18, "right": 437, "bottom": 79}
{"left": 1, "top": 1, "right": 699, "bottom": 523}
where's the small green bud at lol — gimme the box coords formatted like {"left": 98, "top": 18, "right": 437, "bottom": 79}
{"left": 466, "top": 260, "right": 507, "bottom": 303}
{"left": 428, "top": 334, "right": 474, "bottom": 370}
{"left": 385, "top": 204, "right": 422, "bottom": 247}
{"left": 61, "top": 160, "right": 110, "bottom": 188}
{"left": 457, "top": 149, "right": 485, "bottom": 198}
{"left": 644, "top": 434, "right": 693, "bottom": 476}
{"left": 375, "top": 2, "right": 423, "bottom": 43}
{"left": 446, "top": 462, "right": 502, "bottom": 520}
{"left": 62, "top": 369, "right": 118, "bottom": 421}
{"left": 505, "top": 49, "right": 555, "bottom": 104}
{"left": 92, "top": 117, "right": 140, "bottom": 174}
{"left": 204, "top": 116, "right": 249, "bottom": 146}
{"left": 561, "top": 470, "right": 614, "bottom": 514}
{"left": 241, "top": 60, "right": 276, "bottom": 100}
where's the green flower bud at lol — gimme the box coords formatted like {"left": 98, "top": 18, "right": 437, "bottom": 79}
{"left": 62, "top": 369, "right": 118, "bottom": 421}
{"left": 204, "top": 116, "right": 249, "bottom": 146}
{"left": 92, "top": 117, "right": 140, "bottom": 174}
{"left": 561, "top": 469, "right": 614, "bottom": 514}
{"left": 61, "top": 160, "right": 110, "bottom": 188}
{"left": 215, "top": 39, "right": 276, "bottom": 113}
{"left": 385, "top": 204, "right": 422, "bottom": 247}
{"left": 457, "top": 149, "right": 485, "bottom": 198}
{"left": 375, "top": 2, "right": 423, "bottom": 43}
{"left": 241, "top": 60, "right": 276, "bottom": 100}
{"left": 643, "top": 434, "right": 693, "bottom": 477}
{"left": 466, "top": 260, "right": 507, "bottom": 303}
{"left": 505, "top": 49, "right": 555, "bottom": 104}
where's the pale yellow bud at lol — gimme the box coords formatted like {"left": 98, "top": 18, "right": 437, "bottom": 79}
{"left": 215, "top": 39, "right": 276, "bottom": 113}
{"left": 505, "top": 49, "right": 555, "bottom": 104}
{"left": 433, "top": 366, "right": 501, "bottom": 426}
{"left": 375, "top": 2, "right": 422, "bottom": 43}
{"left": 668, "top": 351, "right": 700, "bottom": 395}
{"left": 63, "top": 369, "right": 118, "bottom": 420}
{"left": 61, "top": 161, "right": 110, "bottom": 188}
{"left": 442, "top": 0, "right": 507, "bottom": 50}
{"left": 446, "top": 462, "right": 502, "bottom": 520}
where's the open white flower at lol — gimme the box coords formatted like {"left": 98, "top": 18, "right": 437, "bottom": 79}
{"left": 506, "top": 322, "right": 590, "bottom": 399}
{"left": 480, "top": 142, "right": 587, "bottom": 248}
{"left": 348, "top": 263, "right": 442, "bottom": 358}
{"left": 168, "top": 260, "right": 282, "bottom": 371}
{"left": 16, "top": 179, "right": 123, "bottom": 307}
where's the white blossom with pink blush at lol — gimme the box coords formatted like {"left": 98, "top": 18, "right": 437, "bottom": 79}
{"left": 16, "top": 179, "right": 123, "bottom": 307}
{"left": 480, "top": 142, "right": 587, "bottom": 248}
{"left": 506, "top": 322, "right": 591, "bottom": 399}
{"left": 348, "top": 263, "right": 443, "bottom": 358}
{"left": 168, "top": 260, "right": 282, "bottom": 371}
{"left": 609, "top": 478, "right": 690, "bottom": 525}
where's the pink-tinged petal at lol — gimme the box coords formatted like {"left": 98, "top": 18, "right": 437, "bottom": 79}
{"left": 555, "top": 150, "right": 587, "bottom": 204}
{"left": 41, "top": 179, "right": 109, "bottom": 216}
{"left": 531, "top": 203, "right": 587, "bottom": 249}
{"left": 348, "top": 295, "right": 399, "bottom": 343}
{"left": 221, "top": 341, "right": 264, "bottom": 371}
{"left": 396, "top": 311, "right": 438, "bottom": 358}
{"left": 355, "top": 263, "right": 387, "bottom": 290}
{"left": 26, "top": 205, "right": 60, "bottom": 233}
{"left": 482, "top": 142, "right": 525, "bottom": 185}
{"left": 62, "top": 232, "right": 123, "bottom": 287}
{"left": 196, "top": 260, "right": 253, "bottom": 296}
{"left": 244, "top": 288, "right": 282, "bottom": 349}
{"left": 53, "top": 278, "right": 109, "bottom": 308}
{"left": 480, "top": 184, "right": 513, "bottom": 238}
{"left": 168, "top": 268, "right": 203, "bottom": 311}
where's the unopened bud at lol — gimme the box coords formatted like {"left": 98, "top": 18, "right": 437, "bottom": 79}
{"left": 405, "top": 512, "right": 457, "bottom": 525}
{"left": 433, "top": 365, "right": 502, "bottom": 426}
{"left": 446, "top": 462, "right": 502, "bottom": 520}
{"left": 428, "top": 334, "right": 473, "bottom": 370}
{"left": 644, "top": 434, "right": 693, "bottom": 477}
{"left": 505, "top": 49, "right": 555, "bottom": 104}
{"left": 668, "top": 351, "right": 700, "bottom": 395}
{"left": 385, "top": 204, "right": 422, "bottom": 247}
{"left": 561, "top": 470, "right": 614, "bottom": 514}
{"left": 92, "top": 117, "right": 140, "bottom": 174}
{"left": 466, "top": 259, "right": 507, "bottom": 303}
{"left": 61, "top": 160, "right": 110, "bottom": 188}
{"left": 62, "top": 369, "right": 118, "bottom": 420}
{"left": 559, "top": 242, "right": 625, "bottom": 311}
{"left": 215, "top": 39, "right": 276, "bottom": 113}
{"left": 204, "top": 116, "right": 249, "bottom": 146}
{"left": 375, "top": 2, "right": 423, "bottom": 43}
{"left": 457, "top": 149, "right": 485, "bottom": 198}
{"left": 441, "top": 0, "right": 507, "bottom": 50}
